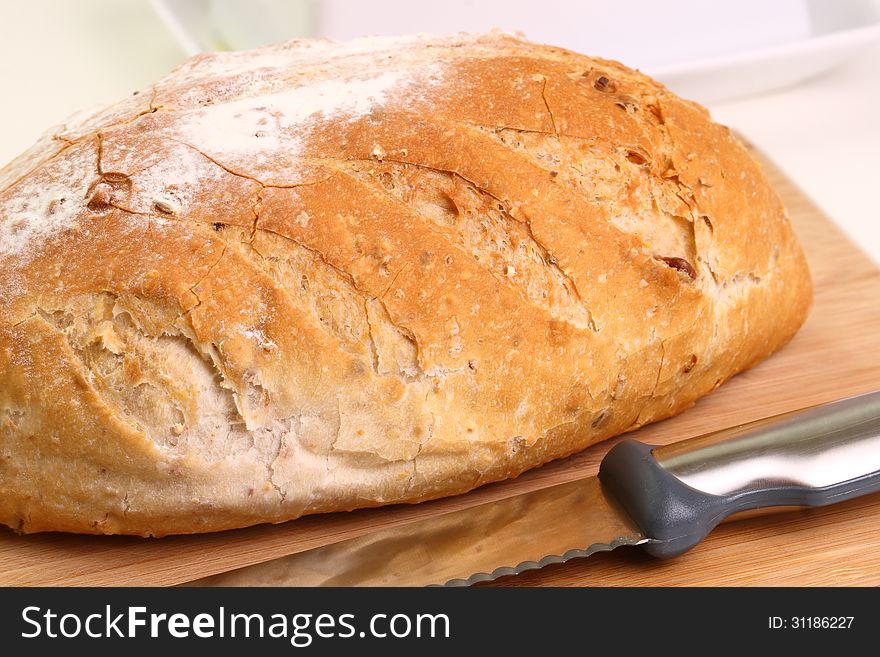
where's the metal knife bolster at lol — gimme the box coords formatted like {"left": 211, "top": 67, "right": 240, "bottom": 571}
{"left": 599, "top": 391, "right": 880, "bottom": 557}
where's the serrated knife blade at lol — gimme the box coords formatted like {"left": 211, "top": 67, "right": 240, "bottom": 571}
{"left": 189, "top": 476, "right": 649, "bottom": 587}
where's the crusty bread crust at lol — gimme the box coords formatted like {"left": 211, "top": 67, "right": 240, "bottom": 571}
{"left": 0, "top": 33, "right": 811, "bottom": 535}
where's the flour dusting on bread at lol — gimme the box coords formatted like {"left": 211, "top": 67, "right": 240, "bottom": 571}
{"left": 174, "top": 68, "right": 442, "bottom": 164}
{"left": 0, "top": 142, "right": 97, "bottom": 257}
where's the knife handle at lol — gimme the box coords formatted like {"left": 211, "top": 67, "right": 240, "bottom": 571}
{"left": 598, "top": 391, "right": 880, "bottom": 557}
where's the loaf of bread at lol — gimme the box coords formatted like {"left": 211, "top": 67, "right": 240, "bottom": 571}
{"left": 0, "top": 32, "right": 811, "bottom": 536}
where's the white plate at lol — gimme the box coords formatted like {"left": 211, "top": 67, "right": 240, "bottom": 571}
{"left": 648, "top": 19, "right": 880, "bottom": 103}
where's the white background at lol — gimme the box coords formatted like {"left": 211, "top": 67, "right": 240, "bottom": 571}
{"left": 1, "top": 0, "right": 878, "bottom": 264}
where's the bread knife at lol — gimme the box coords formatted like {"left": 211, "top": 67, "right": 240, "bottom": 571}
{"left": 189, "top": 391, "right": 880, "bottom": 586}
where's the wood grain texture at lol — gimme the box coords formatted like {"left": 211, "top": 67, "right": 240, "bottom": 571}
{"left": 1, "top": 143, "right": 878, "bottom": 587}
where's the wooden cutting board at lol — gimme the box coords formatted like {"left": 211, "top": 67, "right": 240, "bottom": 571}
{"left": 2, "top": 142, "right": 879, "bottom": 587}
